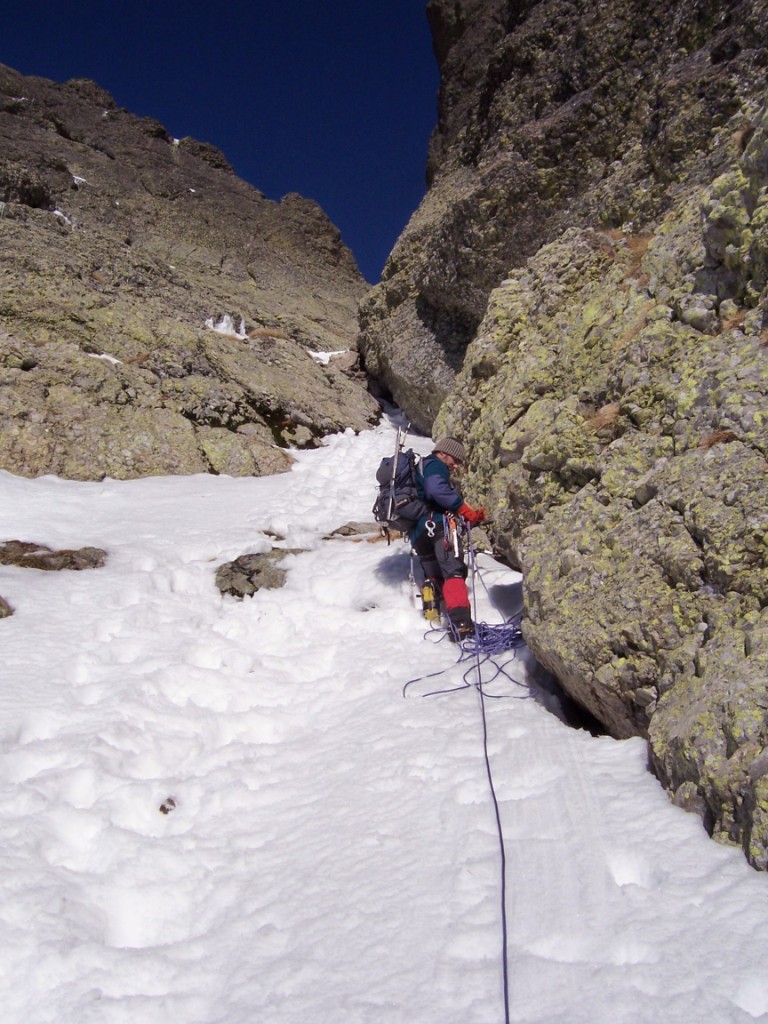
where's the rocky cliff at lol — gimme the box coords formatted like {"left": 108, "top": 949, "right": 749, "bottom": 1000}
{"left": 360, "top": 0, "right": 767, "bottom": 428}
{"left": 361, "top": 1, "right": 768, "bottom": 868}
{"left": 0, "top": 64, "right": 378, "bottom": 479}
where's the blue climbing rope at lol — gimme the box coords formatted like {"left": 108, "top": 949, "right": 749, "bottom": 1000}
{"left": 464, "top": 523, "right": 512, "bottom": 1024}
{"left": 402, "top": 523, "right": 522, "bottom": 1024}
{"left": 401, "top": 622, "right": 527, "bottom": 698}
{"left": 460, "top": 617, "right": 525, "bottom": 656}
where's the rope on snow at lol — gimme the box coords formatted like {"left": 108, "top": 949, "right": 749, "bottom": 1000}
{"left": 402, "top": 524, "right": 523, "bottom": 1024}
{"left": 464, "top": 522, "right": 512, "bottom": 1024}
{"left": 401, "top": 621, "right": 528, "bottom": 699}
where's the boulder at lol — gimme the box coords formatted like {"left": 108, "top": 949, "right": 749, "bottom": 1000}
{"left": 0, "top": 539, "right": 107, "bottom": 570}
{"left": 215, "top": 550, "right": 297, "bottom": 598}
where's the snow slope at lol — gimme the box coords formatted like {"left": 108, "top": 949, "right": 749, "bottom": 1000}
{"left": 0, "top": 420, "right": 766, "bottom": 1024}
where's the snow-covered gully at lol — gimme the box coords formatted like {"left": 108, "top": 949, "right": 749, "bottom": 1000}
{"left": 0, "top": 421, "right": 766, "bottom": 1023}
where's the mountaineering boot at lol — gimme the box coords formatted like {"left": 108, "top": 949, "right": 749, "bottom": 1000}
{"left": 421, "top": 580, "right": 441, "bottom": 622}
{"left": 447, "top": 606, "right": 474, "bottom": 643}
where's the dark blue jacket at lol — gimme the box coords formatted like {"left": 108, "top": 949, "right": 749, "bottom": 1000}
{"left": 409, "top": 454, "right": 463, "bottom": 542}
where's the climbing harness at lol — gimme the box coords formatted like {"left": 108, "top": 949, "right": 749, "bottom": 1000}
{"left": 404, "top": 521, "right": 522, "bottom": 1024}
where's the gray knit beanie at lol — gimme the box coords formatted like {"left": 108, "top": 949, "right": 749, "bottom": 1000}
{"left": 434, "top": 436, "right": 466, "bottom": 464}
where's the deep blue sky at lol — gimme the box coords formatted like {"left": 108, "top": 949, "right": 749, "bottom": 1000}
{"left": 2, "top": 2, "right": 439, "bottom": 283}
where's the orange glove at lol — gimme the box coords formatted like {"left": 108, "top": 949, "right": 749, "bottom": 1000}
{"left": 458, "top": 502, "right": 486, "bottom": 526}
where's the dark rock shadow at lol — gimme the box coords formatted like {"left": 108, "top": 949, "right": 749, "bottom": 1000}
{"left": 487, "top": 580, "right": 523, "bottom": 619}
{"left": 484, "top": 579, "right": 605, "bottom": 735}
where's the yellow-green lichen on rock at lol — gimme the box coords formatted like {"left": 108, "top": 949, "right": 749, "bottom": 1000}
{"left": 433, "top": 100, "right": 768, "bottom": 868}
{"left": 650, "top": 605, "right": 768, "bottom": 866}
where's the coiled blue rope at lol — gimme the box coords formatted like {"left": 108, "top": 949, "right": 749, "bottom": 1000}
{"left": 458, "top": 616, "right": 525, "bottom": 657}
{"left": 402, "top": 617, "right": 528, "bottom": 699}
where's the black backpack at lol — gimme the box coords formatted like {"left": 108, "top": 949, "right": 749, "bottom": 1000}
{"left": 372, "top": 447, "right": 426, "bottom": 533}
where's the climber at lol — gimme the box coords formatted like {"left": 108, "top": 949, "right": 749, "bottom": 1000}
{"left": 409, "top": 437, "right": 486, "bottom": 640}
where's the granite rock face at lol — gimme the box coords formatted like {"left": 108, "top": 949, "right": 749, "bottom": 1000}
{"left": 436, "top": 98, "right": 768, "bottom": 866}
{"left": 359, "top": 0, "right": 768, "bottom": 432}
{"left": 366, "top": 0, "right": 768, "bottom": 867}
{"left": 0, "top": 65, "right": 378, "bottom": 480}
